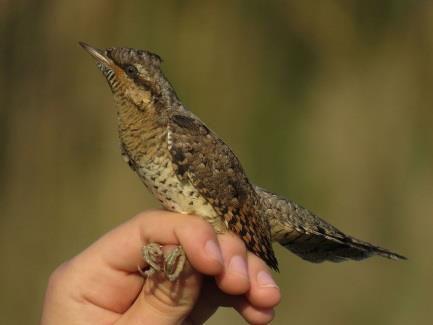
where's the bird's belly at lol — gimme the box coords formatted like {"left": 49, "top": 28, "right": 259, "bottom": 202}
{"left": 137, "top": 156, "right": 227, "bottom": 233}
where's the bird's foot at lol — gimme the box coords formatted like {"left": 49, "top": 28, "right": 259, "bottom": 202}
{"left": 164, "top": 245, "right": 186, "bottom": 282}
{"left": 139, "top": 243, "right": 186, "bottom": 281}
{"left": 139, "top": 243, "right": 164, "bottom": 278}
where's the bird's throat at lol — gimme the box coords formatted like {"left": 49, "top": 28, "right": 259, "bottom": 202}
{"left": 116, "top": 99, "right": 166, "bottom": 165}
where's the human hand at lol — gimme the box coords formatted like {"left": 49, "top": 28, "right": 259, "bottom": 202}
{"left": 41, "top": 210, "right": 280, "bottom": 324}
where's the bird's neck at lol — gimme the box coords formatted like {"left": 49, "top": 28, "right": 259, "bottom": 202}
{"left": 116, "top": 97, "right": 167, "bottom": 164}
{"left": 115, "top": 74, "right": 186, "bottom": 163}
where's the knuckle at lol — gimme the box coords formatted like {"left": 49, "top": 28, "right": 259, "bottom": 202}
{"left": 188, "top": 215, "right": 212, "bottom": 230}
{"left": 219, "top": 232, "right": 247, "bottom": 252}
{"left": 47, "top": 260, "right": 72, "bottom": 287}
{"left": 175, "top": 215, "right": 216, "bottom": 241}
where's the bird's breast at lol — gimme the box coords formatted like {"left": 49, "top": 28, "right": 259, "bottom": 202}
{"left": 132, "top": 150, "right": 228, "bottom": 233}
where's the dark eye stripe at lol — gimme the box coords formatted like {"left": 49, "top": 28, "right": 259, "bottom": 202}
{"left": 134, "top": 78, "right": 154, "bottom": 93}
{"left": 107, "top": 51, "right": 160, "bottom": 97}
{"left": 120, "top": 64, "right": 155, "bottom": 93}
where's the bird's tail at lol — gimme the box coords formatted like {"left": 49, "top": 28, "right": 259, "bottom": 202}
{"left": 255, "top": 186, "right": 406, "bottom": 263}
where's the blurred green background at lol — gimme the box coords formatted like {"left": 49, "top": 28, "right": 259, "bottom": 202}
{"left": 1, "top": 1, "right": 432, "bottom": 324}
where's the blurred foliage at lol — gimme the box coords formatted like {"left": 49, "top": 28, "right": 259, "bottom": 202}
{"left": 1, "top": 1, "right": 432, "bottom": 324}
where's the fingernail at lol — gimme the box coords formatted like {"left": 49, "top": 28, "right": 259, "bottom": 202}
{"left": 205, "top": 240, "right": 224, "bottom": 265}
{"left": 257, "top": 271, "right": 279, "bottom": 288}
{"left": 229, "top": 255, "right": 248, "bottom": 279}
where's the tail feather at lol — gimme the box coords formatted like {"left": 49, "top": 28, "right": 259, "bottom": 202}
{"left": 256, "top": 186, "right": 406, "bottom": 263}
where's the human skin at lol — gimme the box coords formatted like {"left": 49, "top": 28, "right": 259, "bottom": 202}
{"left": 41, "top": 210, "right": 281, "bottom": 324}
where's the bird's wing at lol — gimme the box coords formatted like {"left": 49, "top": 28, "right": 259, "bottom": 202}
{"left": 256, "top": 186, "right": 406, "bottom": 263}
{"left": 168, "top": 113, "right": 278, "bottom": 270}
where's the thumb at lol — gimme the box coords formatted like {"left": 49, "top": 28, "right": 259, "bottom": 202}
{"left": 116, "top": 255, "right": 203, "bottom": 325}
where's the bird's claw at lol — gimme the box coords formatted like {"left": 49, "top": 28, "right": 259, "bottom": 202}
{"left": 165, "top": 246, "right": 186, "bottom": 281}
{"left": 140, "top": 243, "right": 186, "bottom": 281}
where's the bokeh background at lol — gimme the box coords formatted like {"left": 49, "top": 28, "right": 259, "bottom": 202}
{"left": 1, "top": 1, "right": 432, "bottom": 324}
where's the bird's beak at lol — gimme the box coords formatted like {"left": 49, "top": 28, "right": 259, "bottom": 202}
{"left": 79, "top": 42, "right": 112, "bottom": 67}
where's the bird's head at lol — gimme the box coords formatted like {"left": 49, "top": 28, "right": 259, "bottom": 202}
{"left": 79, "top": 42, "right": 171, "bottom": 109}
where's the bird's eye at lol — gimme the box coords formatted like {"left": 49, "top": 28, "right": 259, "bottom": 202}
{"left": 125, "top": 64, "right": 138, "bottom": 77}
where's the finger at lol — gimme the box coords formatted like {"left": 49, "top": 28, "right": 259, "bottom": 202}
{"left": 65, "top": 210, "right": 223, "bottom": 313}
{"left": 215, "top": 232, "right": 250, "bottom": 295}
{"left": 81, "top": 210, "right": 223, "bottom": 276}
{"left": 233, "top": 299, "right": 275, "bottom": 325}
{"left": 186, "top": 277, "right": 220, "bottom": 324}
{"left": 172, "top": 215, "right": 224, "bottom": 276}
{"left": 188, "top": 277, "right": 275, "bottom": 325}
{"left": 245, "top": 251, "right": 281, "bottom": 309}
{"left": 117, "top": 256, "right": 203, "bottom": 325}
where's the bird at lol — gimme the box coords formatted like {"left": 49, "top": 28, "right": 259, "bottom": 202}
{"left": 79, "top": 42, "right": 406, "bottom": 280}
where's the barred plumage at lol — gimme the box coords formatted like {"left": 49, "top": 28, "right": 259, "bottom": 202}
{"left": 80, "top": 42, "right": 406, "bottom": 273}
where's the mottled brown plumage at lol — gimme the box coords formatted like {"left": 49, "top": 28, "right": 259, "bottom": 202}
{"left": 80, "top": 42, "right": 405, "bottom": 273}
{"left": 168, "top": 114, "right": 277, "bottom": 268}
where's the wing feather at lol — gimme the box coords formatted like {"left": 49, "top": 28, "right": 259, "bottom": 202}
{"left": 168, "top": 113, "right": 278, "bottom": 270}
